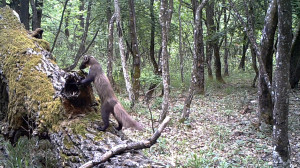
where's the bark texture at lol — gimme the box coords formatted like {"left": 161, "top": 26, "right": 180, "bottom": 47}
{"left": 206, "top": 0, "right": 225, "bottom": 83}
{"left": 248, "top": 1, "right": 258, "bottom": 87}
{"left": 128, "top": 0, "right": 141, "bottom": 100}
{"left": 114, "top": 0, "right": 135, "bottom": 107}
{"left": 178, "top": 0, "right": 184, "bottom": 83}
{"left": 159, "top": 0, "right": 173, "bottom": 122}
{"left": 238, "top": 34, "right": 249, "bottom": 71}
{"left": 181, "top": 0, "right": 208, "bottom": 120}
{"left": 107, "top": 14, "right": 116, "bottom": 87}
{"left": 20, "top": 0, "right": 29, "bottom": 30}
{"left": 258, "top": 0, "right": 277, "bottom": 131}
{"left": 0, "top": 7, "right": 162, "bottom": 167}
{"left": 223, "top": 1, "right": 230, "bottom": 76}
{"left": 289, "top": 22, "right": 300, "bottom": 88}
{"left": 145, "top": 0, "right": 162, "bottom": 102}
{"left": 273, "top": 0, "right": 292, "bottom": 167}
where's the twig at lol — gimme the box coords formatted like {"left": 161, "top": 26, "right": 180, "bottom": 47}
{"left": 50, "top": 0, "right": 69, "bottom": 53}
{"left": 79, "top": 116, "right": 171, "bottom": 168}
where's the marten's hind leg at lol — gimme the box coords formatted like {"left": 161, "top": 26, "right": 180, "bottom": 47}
{"left": 115, "top": 121, "right": 122, "bottom": 131}
{"left": 98, "top": 103, "right": 113, "bottom": 131}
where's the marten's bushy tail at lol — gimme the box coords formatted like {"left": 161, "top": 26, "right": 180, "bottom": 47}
{"left": 113, "top": 103, "right": 144, "bottom": 131}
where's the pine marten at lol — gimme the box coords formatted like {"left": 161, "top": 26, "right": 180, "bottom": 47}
{"left": 79, "top": 55, "right": 143, "bottom": 131}
{"left": 29, "top": 28, "right": 43, "bottom": 39}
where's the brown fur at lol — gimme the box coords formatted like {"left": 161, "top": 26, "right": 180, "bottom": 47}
{"left": 29, "top": 28, "right": 43, "bottom": 39}
{"left": 79, "top": 55, "right": 143, "bottom": 131}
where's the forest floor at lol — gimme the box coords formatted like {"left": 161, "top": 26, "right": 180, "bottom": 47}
{"left": 124, "top": 71, "right": 300, "bottom": 167}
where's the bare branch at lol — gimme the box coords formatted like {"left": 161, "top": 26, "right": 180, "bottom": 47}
{"left": 79, "top": 117, "right": 171, "bottom": 168}
{"left": 50, "top": 0, "right": 69, "bottom": 53}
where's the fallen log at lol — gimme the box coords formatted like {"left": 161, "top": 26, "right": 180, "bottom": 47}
{"left": 0, "top": 7, "right": 165, "bottom": 167}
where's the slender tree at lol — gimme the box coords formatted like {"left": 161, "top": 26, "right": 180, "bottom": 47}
{"left": 206, "top": 0, "right": 225, "bottom": 83}
{"left": 36, "top": 0, "right": 43, "bottom": 29}
{"left": 258, "top": 0, "right": 277, "bottom": 131}
{"left": 178, "top": 0, "right": 184, "bottom": 83}
{"left": 128, "top": 0, "right": 141, "bottom": 100}
{"left": 64, "top": 9, "right": 70, "bottom": 38}
{"left": 145, "top": 0, "right": 160, "bottom": 102}
{"left": 64, "top": 0, "right": 98, "bottom": 71}
{"left": 238, "top": 34, "right": 249, "bottom": 71}
{"left": 248, "top": 1, "right": 258, "bottom": 87}
{"left": 205, "top": 1, "right": 213, "bottom": 80}
{"left": 159, "top": 0, "right": 173, "bottom": 122}
{"left": 50, "top": 0, "right": 69, "bottom": 53}
{"left": 206, "top": 42, "right": 213, "bottom": 79}
{"left": 29, "top": 0, "right": 41, "bottom": 30}
{"left": 20, "top": 0, "right": 29, "bottom": 30}
{"left": 182, "top": 0, "right": 208, "bottom": 120}
{"left": 273, "top": 0, "right": 292, "bottom": 166}
{"left": 289, "top": 22, "right": 300, "bottom": 88}
{"left": 223, "top": 1, "right": 230, "bottom": 76}
{"left": 114, "top": 0, "right": 135, "bottom": 107}
{"left": 107, "top": 0, "right": 115, "bottom": 86}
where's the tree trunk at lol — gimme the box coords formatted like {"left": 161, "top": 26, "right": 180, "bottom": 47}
{"left": 223, "top": 1, "right": 230, "bottom": 76}
{"left": 64, "top": 9, "right": 70, "bottom": 38}
{"left": 258, "top": 0, "right": 277, "bottom": 131}
{"left": 238, "top": 34, "right": 249, "bottom": 71}
{"left": 213, "top": 43, "right": 225, "bottom": 83}
{"left": 114, "top": 0, "right": 135, "bottom": 107}
{"left": 159, "top": 0, "right": 173, "bottom": 122}
{"left": 251, "top": 48, "right": 259, "bottom": 87}
{"left": 128, "top": 0, "right": 141, "bottom": 100}
{"left": 182, "top": 0, "right": 208, "bottom": 121}
{"left": 205, "top": 0, "right": 213, "bottom": 80}
{"left": 20, "top": 0, "right": 29, "bottom": 30}
{"left": 206, "top": 0, "right": 225, "bottom": 83}
{"left": 289, "top": 22, "right": 300, "bottom": 88}
{"left": 206, "top": 42, "right": 213, "bottom": 79}
{"left": 36, "top": 0, "right": 43, "bottom": 29}
{"left": 145, "top": 0, "right": 162, "bottom": 102}
{"left": 107, "top": 9, "right": 115, "bottom": 87}
{"left": 10, "top": 0, "right": 21, "bottom": 18}
{"left": 79, "top": 0, "right": 85, "bottom": 31}
{"left": 248, "top": 1, "right": 258, "bottom": 87}
{"left": 178, "top": 0, "right": 184, "bottom": 83}
{"left": 273, "top": 0, "right": 292, "bottom": 167}
{"left": 30, "top": 0, "right": 38, "bottom": 30}
{"left": 149, "top": 0, "right": 159, "bottom": 75}
{"left": 0, "top": 7, "right": 162, "bottom": 167}
{"left": 230, "top": 0, "right": 273, "bottom": 95}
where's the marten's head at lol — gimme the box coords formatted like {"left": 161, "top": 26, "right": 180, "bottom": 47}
{"left": 31, "top": 28, "right": 44, "bottom": 39}
{"left": 79, "top": 55, "right": 99, "bottom": 70}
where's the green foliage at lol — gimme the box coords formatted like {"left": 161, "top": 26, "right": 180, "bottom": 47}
{"left": 152, "top": 97, "right": 163, "bottom": 109}
{"left": 0, "top": 136, "right": 57, "bottom": 168}
{"left": 140, "top": 70, "right": 162, "bottom": 88}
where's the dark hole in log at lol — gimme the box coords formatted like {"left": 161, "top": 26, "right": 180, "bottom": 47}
{"left": 61, "top": 72, "right": 96, "bottom": 115}
{"left": 0, "top": 71, "right": 9, "bottom": 121}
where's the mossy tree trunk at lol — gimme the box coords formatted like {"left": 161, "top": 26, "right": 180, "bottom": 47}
{"left": 0, "top": 7, "right": 160, "bottom": 167}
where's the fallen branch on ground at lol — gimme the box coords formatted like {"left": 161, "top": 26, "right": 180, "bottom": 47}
{"left": 79, "top": 116, "right": 171, "bottom": 168}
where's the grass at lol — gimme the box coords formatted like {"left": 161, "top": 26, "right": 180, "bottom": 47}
{"left": 124, "top": 70, "right": 300, "bottom": 167}
{"left": 0, "top": 136, "right": 58, "bottom": 168}
{"left": 1, "top": 69, "right": 299, "bottom": 167}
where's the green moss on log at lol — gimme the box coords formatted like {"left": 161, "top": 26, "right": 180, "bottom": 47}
{"left": 0, "top": 7, "right": 62, "bottom": 131}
